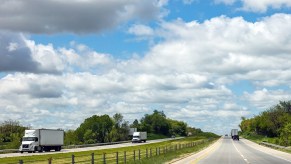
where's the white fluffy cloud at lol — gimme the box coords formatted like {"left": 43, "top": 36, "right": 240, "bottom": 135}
{"left": 1, "top": 13, "right": 291, "bottom": 133}
{"left": 215, "top": 0, "right": 291, "bottom": 12}
{"left": 241, "top": 0, "right": 291, "bottom": 12}
{"left": 128, "top": 24, "right": 154, "bottom": 37}
{"left": 243, "top": 89, "right": 291, "bottom": 110}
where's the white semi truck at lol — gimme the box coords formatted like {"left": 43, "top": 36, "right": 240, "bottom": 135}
{"left": 132, "top": 132, "right": 147, "bottom": 143}
{"left": 231, "top": 129, "right": 239, "bottom": 140}
{"left": 19, "top": 129, "right": 64, "bottom": 153}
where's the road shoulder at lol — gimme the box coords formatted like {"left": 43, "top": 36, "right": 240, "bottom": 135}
{"left": 241, "top": 138, "right": 291, "bottom": 162}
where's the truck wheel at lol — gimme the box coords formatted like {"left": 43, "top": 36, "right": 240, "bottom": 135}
{"left": 20, "top": 151, "right": 23, "bottom": 153}
{"left": 55, "top": 147, "right": 60, "bottom": 151}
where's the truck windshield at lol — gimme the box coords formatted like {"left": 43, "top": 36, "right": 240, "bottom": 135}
{"left": 22, "top": 137, "right": 38, "bottom": 141}
{"left": 133, "top": 136, "right": 139, "bottom": 138}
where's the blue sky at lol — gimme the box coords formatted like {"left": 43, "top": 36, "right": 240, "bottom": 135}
{"left": 1, "top": 0, "right": 291, "bottom": 135}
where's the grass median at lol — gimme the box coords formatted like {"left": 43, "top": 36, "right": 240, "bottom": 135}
{"left": 0, "top": 136, "right": 218, "bottom": 164}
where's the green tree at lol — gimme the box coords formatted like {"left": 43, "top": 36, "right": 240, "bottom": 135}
{"left": 64, "top": 130, "right": 79, "bottom": 145}
{"left": 75, "top": 114, "right": 113, "bottom": 143}
{"left": 0, "top": 120, "right": 27, "bottom": 149}
{"left": 279, "top": 123, "right": 291, "bottom": 146}
{"left": 131, "top": 119, "right": 140, "bottom": 129}
{"left": 140, "top": 110, "right": 170, "bottom": 135}
{"left": 168, "top": 119, "right": 187, "bottom": 136}
{"left": 108, "top": 113, "right": 129, "bottom": 142}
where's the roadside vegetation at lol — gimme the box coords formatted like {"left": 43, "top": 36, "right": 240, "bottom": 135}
{"left": 0, "top": 110, "right": 215, "bottom": 150}
{"left": 239, "top": 101, "right": 291, "bottom": 147}
{"left": 0, "top": 135, "right": 219, "bottom": 164}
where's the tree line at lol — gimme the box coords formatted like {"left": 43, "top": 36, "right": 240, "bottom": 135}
{"left": 0, "top": 110, "right": 217, "bottom": 149}
{"left": 239, "top": 101, "right": 291, "bottom": 146}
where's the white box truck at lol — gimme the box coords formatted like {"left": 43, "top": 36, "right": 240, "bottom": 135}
{"left": 231, "top": 129, "right": 239, "bottom": 140}
{"left": 132, "top": 132, "right": 147, "bottom": 143}
{"left": 19, "top": 129, "right": 64, "bottom": 153}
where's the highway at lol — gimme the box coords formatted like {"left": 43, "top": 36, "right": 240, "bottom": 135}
{"left": 0, "top": 137, "right": 180, "bottom": 158}
{"left": 173, "top": 136, "right": 291, "bottom": 164}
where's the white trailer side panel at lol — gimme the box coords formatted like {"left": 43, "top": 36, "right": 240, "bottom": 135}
{"left": 39, "top": 129, "right": 64, "bottom": 146}
{"left": 140, "top": 132, "right": 147, "bottom": 140}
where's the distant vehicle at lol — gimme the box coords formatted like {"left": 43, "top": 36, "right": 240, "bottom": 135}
{"left": 231, "top": 129, "right": 239, "bottom": 140}
{"left": 19, "top": 129, "right": 64, "bottom": 153}
{"left": 171, "top": 135, "right": 176, "bottom": 138}
{"left": 132, "top": 132, "right": 147, "bottom": 143}
{"left": 225, "top": 134, "right": 228, "bottom": 136}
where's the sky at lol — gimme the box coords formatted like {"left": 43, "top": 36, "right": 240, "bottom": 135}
{"left": 1, "top": 0, "right": 291, "bottom": 135}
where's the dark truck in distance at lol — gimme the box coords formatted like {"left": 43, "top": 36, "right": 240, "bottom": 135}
{"left": 231, "top": 129, "right": 239, "bottom": 140}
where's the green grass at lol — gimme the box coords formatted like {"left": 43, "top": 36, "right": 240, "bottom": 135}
{"left": 242, "top": 133, "right": 281, "bottom": 145}
{"left": 0, "top": 136, "right": 218, "bottom": 164}
{"left": 128, "top": 139, "right": 218, "bottom": 164}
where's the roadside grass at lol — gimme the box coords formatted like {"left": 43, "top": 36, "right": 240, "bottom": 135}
{"left": 127, "top": 139, "right": 218, "bottom": 164}
{"left": 242, "top": 133, "right": 274, "bottom": 144}
{"left": 0, "top": 136, "right": 218, "bottom": 164}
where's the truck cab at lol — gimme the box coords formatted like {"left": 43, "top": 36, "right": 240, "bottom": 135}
{"left": 19, "top": 130, "right": 41, "bottom": 153}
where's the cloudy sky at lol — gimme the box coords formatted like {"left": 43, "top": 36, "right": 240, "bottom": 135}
{"left": 1, "top": 0, "right": 291, "bottom": 135}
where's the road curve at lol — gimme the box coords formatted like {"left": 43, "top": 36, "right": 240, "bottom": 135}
{"left": 0, "top": 137, "right": 181, "bottom": 159}
{"left": 172, "top": 137, "right": 291, "bottom": 164}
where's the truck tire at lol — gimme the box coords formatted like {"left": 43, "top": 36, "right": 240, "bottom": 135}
{"left": 32, "top": 147, "right": 37, "bottom": 153}
{"left": 55, "top": 146, "right": 61, "bottom": 151}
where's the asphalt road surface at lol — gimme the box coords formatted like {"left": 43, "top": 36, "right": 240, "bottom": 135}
{"left": 173, "top": 136, "right": 291, "bottom": 164}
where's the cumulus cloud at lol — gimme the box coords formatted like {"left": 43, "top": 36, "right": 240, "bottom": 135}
{"left": 215, "top": 0, "right": 291, "bottom": 12}
{"left": 0, "top": 32, "right": 40, "bottom": 72}
{"left": 128, "top": 24, "right": 154, "bottom": 37}
{"left": 2, "top": 13, "right": 291, "bottom": 132}
{"left": 0, "top": 32, "right": 66, "bottom": 74}
{"left": 243, "top": 89, "right": 291, "bottom": 110}
{"left": 142, "top": 14, "right": 291, "bottom": 78}
{"left": 0, "top": 0, "right": 162, "bottom": 34}
{"left": 241, "top": 0, "right": 291, "bottom": 12}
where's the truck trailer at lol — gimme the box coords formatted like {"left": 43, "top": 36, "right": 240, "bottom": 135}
{"left": 132, "top": 132, "right": 147, "bottom": 143}
{"left": 231, "top": 129, "right": 239, "bottom": 140}
{"left": 19, "top": 129, "right": 64, "bottom": 153}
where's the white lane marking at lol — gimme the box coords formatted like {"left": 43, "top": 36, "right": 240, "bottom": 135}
{"left": 232, "top": 140, "right": 250, "bottom": 164}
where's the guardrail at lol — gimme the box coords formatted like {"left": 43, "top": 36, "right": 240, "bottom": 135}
{"left": 0, "top": 149, "right": 18, "bottom": 154}
{"left": 4, "top": 139, "right": 211, "bottom": 164}
{"left": 259, "top": 141, "right": 291, "bottom": 150}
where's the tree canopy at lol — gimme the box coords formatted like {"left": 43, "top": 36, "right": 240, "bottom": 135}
{"left": 239, "top": 101, "right": 291, "bottom": 146}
